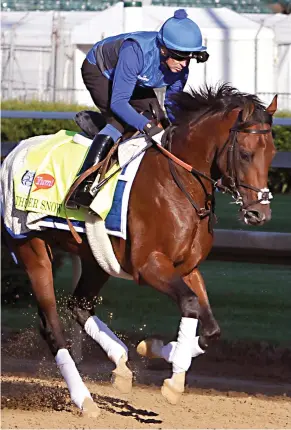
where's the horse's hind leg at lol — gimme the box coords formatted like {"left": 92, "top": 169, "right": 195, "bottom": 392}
{"left": 68, "top": 257, "right": 133, "bottom": 393}
{"left": 11, "top": 236, "right": 99, "bottom": 417}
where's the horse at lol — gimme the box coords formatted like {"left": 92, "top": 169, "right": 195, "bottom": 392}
{"left": 1, "top": 84, "right": 277, "bottom": 416}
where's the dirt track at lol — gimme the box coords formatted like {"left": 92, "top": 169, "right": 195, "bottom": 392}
{"left": 1, "top": 330, "right": 291, "bottom": 429}
{"left": 2, "top": 373, "right": 291, "bottom": 429}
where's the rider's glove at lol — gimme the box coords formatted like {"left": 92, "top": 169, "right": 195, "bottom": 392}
{"left": 143, "top": 120, "right": 162, "bottom": 138}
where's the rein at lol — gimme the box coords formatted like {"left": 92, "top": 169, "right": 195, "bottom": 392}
{"left": 155, "top": 140, "right": 219, "bottom": 232}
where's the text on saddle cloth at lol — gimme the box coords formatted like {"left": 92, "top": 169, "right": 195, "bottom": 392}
{"left": 13, "top": 130, "right": 89, "bottom": 221}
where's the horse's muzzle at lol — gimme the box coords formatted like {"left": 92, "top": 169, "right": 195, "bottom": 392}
{"left": 242, "top": 208, "right": 271, "bottom": 226}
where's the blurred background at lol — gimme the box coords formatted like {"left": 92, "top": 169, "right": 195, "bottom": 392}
{"left": 1, "top": 0, "right": 291, "bottom": 108}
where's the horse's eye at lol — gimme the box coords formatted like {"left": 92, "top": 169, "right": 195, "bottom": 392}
{"left": 240, "top": 150, "right": 252, "bottom": 162}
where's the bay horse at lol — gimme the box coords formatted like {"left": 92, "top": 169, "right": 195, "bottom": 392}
{"left": 1, "top": 84, "right": 277, "bottom": 416}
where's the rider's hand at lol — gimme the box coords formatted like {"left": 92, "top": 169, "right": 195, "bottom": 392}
{"left": 143, "top": 120, "right": 163, "bottom": 138}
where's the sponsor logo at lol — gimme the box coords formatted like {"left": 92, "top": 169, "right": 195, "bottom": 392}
{"left": 21, "top": 170, "right": 35, "bottom": 188}
{"left": 33, "top": 173, "right": 55, "bottom": 192}
{"left": 137, "top": 74, "right": 149, "bottom": 82}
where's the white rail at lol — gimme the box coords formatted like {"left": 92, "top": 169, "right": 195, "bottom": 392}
{"left": 1, "top": 110, "right": 291, "bottom": 125}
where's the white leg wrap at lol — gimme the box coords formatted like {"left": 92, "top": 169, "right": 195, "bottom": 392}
{"left": 171, "top": 317, "right": 199, "bottom": 373}
{"left": 84, "top": 316, "right": 128, "bottom": 365}
{"left": 159, "top": 336, "right": 205, "bottom": 363}
{"left": 55, "top": 348, "right": 91, "bottom": 410}
{"left": 160, "top": 341, "right": 177, "bottom": 362}
{"left": 191, "top": 336, "right": 206, "bottom": 358}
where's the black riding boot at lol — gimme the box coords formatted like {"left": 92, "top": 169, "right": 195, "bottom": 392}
{"left": 68, "top": 133, "right": 114, "bottom": 208}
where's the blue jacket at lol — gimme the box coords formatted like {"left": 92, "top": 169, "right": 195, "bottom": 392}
{"left": 86, "top": 32, "right": 188, "bottom": 130}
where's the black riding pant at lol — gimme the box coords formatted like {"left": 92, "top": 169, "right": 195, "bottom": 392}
{"left": 81, "top": 59, "right": 165, "bottom": 133}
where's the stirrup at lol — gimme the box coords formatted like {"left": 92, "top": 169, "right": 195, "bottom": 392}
{"left": 67, "top": 177, "right": 95, "bottom": 209}
{"left": 67, "top": 133, "right": 114, "bottom": 209}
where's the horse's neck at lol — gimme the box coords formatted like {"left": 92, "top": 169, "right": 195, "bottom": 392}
{"left": 173, "top": 116, "right": 223, "bottom": 172}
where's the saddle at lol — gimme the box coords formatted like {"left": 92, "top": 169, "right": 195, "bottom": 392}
{"left": 65, "top": 111, "right": 144, "bottom": 212}
{"left": 71, "top": 108, "right": 165, "bottom": 197}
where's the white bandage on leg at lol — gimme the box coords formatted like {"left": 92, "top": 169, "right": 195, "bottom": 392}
{"left": 171, "top": 317, "right": 199, "bottom": 373}
{"left": 55, "top": 348, "right": 91, "bottom": 409}
{"left": 160, "top": 336, "right": 205, "bottom": 363}
{"left": 191, "top": 336, "right": 205, "bottom": 358}
{"left": 162, "top": 341, "right": 177, "bottom": 362}
{"left": 84, "top": 316, "right": 128, "bottom": 365}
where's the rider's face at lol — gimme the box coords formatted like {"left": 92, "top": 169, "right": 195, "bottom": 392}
{"left": 161, "top": 47, "right": 190, "bottom": 73}
{"left": 165, "top": 56, "right": 190, "bottom": 73}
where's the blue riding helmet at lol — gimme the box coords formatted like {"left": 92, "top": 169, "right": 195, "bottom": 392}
{"left": 157, "top": 9, "right": 207, "bottom": 52}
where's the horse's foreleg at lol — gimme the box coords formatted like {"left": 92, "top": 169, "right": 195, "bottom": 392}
{"left": 183, "top": 268, "right": 221, "bottom": 347}
{"left": 14, "top": 238, "right": 99, "bottom": 417}
{"left": 138, "top": 252, "right": 207, "bottom": 404}
{"left": 138, "top": 266, "right": 220, "bottom": 403}
{"left": 68, "top": 259, "right": 132, "bottom": 393}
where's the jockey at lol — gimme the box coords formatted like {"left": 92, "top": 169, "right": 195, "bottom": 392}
{"left": 70, "top": 8, "right": 208, "bottom": 207}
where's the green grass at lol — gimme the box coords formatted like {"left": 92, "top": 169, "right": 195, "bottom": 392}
{"left": 215, "top": 192, "right": 291, "bottom": 232}
{"left": 2, "top": 259, "right": 291, "bottom": 346}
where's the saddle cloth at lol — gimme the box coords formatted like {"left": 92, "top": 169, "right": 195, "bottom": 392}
{"left": 1, "top": 129, "right": 152, "bottom": 279}
{"left": 2, "top": 129, "right": 150, "bottom": 233}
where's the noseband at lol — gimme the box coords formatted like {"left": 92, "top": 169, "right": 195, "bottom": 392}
{"left": 217, "top": 114, "right": 273, "bottom": 211}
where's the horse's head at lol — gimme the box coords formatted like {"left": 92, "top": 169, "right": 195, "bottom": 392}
{"left": 217, "top": 96, "right": 277, "bottom": 225}
{"left": 169, "top": 84, "right": 277, "bottom": 225}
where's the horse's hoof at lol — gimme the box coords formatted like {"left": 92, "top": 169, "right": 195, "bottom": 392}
{"left": 82, "top": 397, "right": 100, "bottom": 418}
{"left": 161, "top": 378, "right": 184, "bottom": 405}
{"left": 136, "top": 338, "right": 164, "bottom": 359}
{"left": 111, "top": 355, "right": 133, "bottom": 394}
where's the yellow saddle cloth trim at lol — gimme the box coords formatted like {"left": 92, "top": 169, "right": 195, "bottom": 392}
{"left": 13, "top": 130, "right": 121, "bottom": 222}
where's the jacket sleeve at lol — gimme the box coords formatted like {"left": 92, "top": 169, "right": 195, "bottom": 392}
{"left": 110, "top": 40, "right": 150, "bottom": 131}
{"left": 164, "top": 69, "right": 189, "bottom": 123}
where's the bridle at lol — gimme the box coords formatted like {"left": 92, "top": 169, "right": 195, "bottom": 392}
{"left": 157, "top": 108, "right": 274, "bottom": 228}
{"left": 217, "top": 111, "right": 273, "bottom": 212}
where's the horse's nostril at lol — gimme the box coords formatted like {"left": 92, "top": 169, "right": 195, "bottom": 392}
{"left": 251, "top": 210, "right": 259, "bottom": 217}
{"left": 245, "top": 210, "right": 265, "bottom": 224}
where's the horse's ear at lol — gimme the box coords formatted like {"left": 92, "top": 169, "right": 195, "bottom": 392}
{"left": 241, "top": 102, "right": 255, "bottom": 122}
{"left": 266, "top": 95, "right": 277, "bottom": 116}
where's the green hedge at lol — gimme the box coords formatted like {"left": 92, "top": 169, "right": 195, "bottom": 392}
{"left": 270, "top": 120, "right": 291, "bottom": 193}
{"left": 1, "top": 100, "right": 96, "bottom": 142}
{"left": 1, "top": 100, "right": 291, "bottom": 192}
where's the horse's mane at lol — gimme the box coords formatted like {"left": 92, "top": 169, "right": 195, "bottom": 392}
{"left": 171, "top": 83, "right": 270, "bottom": 125}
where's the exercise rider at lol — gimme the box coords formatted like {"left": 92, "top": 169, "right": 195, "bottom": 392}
{"left": 69, "top": 9, "right": 208, "bottom": 208}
